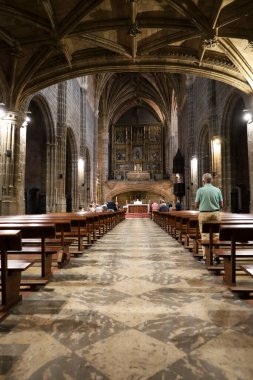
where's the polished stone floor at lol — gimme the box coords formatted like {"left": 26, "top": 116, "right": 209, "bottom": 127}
{"left": 1, "top": 218, "right": 253, "bottom": 380}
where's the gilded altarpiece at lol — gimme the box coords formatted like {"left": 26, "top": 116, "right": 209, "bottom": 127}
{"left": 111, "top": 124, "right": 163, "bottom": 180}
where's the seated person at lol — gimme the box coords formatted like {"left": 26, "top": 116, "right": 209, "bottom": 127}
{"left": 151, "top": 201, "right": 159, "bottom": 211}
{"left": 95, "top": 204, "right": 103, "bottom": 212}
{"left": 159, "top": 202, "right": 169, "bottom": 212}
{"left": 107, "top": 200, "right": 117, "bottom": 211}
{"left": 176, "top": 200, "right": 182, "bottom": 211}
{"left": 102, "top": 203, "right": 108, "bottom": 211}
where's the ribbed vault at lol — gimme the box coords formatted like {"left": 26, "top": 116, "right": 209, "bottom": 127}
{"left": 1, "top": 0, "right": 253, "bottom": 109}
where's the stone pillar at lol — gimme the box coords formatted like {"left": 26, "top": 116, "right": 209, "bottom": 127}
{"left": 98, "top": 112, "right": 109, "bottom": 203}
{"left": 187, "top": 82, "right": 197, "bottom": 209}
{"left": 46, "top": 141, "right": 57, "bottom": 212}
{"left": 208, "top": 81, "right": 222, "bottom": 187}
{"left": 55, "top": 82, "right": 67, "bottom": 212}
{"left": 55, "top": 133, "right": 66, "bottom": 212}
{"left": 247, "top": 121, "right": 253, "bottom": 212}
{"left": 0, "top": 111, "right": 26, "bottom": 215}
{"left": 78, "top": 87, "right": 87, "bottom": 208}
{"left": 93, "top": 110, "right": 99, "bottom": 203}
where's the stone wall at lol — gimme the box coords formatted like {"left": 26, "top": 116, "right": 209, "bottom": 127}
{"left": 178, "top": 77, "right": 249, "bottom": 211}
{"left": 26, "top": 77, "right": 97, "bottom": 211}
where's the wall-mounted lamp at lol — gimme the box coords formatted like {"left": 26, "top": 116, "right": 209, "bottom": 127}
{"left": 0, "top": 103, "right": 6, "bottom": 119}
{"left": 242, "top": 109, "right": 253, "bottom": 123}
{"left": 22, "top": 111, "right": 31, "bottom": 127}
{"left": 211, "top": 136, "right": 221, "bottom": 179}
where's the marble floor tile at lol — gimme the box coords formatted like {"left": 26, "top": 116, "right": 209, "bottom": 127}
{"left": 1, "top": 218, "right": 253, "bottom": 380}
{"left": 81, "top": 329, "right": 185, "bottom": 380}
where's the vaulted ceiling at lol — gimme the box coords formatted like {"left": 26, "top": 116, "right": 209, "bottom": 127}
{"left": 97, "top": 72, "right": 185, "bottom": 125}
{"left": 1, "top": 0, "right": 253, "bottom": 109}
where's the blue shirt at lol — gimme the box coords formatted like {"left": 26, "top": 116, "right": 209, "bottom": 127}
{"left": 195, "top": 183, "right": 223, "bottom": 212}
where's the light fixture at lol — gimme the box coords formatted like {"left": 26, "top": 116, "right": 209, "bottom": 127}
{"left": 211, "top": 136, "right": 221, "bottom": 178}
{"left": 242, "top": 109, "right": 253, "bottom": 123}
{"left": 0, "top": 103, "right": 6, "bottom": 119}
{"left": 22, "top": 111, "right": 31, "bottom": 127}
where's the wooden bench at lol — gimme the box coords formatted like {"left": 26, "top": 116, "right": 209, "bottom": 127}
{"left": 173, "top": 211, "right": 199, "bottom": 246}
{"left": 241, "top": 265, "right": 253, "bottom": 278}
{"left": 201, "top": 218, "right": 253, "bottom": 267}
{"left": 0, "top": 216, "right": 73, "bottom": 263}
{"left": 0, "top": 211, "right": 125, "bottom": 280}
{"left": 0, "top": 230, "right": 34, "bottom": 311}
{"left": 184, "top": 216, "right": 200, "bottom": 256}
{"left": 0, "top": 223, "right": 57, "bottom": 281}
{"left": 229, "top": 265, "right": 253, "bottom": 297}
{"left": 218, "top": 224, "right": 253, "bottom": 288}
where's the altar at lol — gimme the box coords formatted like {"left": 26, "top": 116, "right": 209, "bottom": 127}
{"left": 127, "top": 204, "right": 150, "bottom": 213}
{"left": 126, "top": 171, "right": 150, "bottom": 181}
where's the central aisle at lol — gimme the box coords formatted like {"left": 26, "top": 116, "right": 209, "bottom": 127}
{"left": 1, "top": 218, "right": 253, "bottom": 379}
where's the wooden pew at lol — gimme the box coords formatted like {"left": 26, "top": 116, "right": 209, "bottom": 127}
{"left": 171, "top": 211, "right": 199, "bottom": 245}
{"left": 152, "top": 210, "right": 201, "bottom": 255}
{"left": 237, "top": 265, "right": 253, "bottom": 298}
{"left": 0, "top": 213, "right": 92, "bottom": 253}
{"left": 201, "top": 217, "right": 253, "bottom": 267}
{"left": 0, "top": 223, "right": 56, "bottom": 281}
{"left": 184, "top": 216, "right": 200, "bottom": 255}
{"left": 0, "top": 211, "right": 125, "bottom": 280}
{"left": 218, "top": 224, "right": 253, "bottom": 290}
{"left": 0, "top": 216, "right": 73, "bottom": 266}
{"left": 0, "top": 230, "right": 34, "bottom": 311}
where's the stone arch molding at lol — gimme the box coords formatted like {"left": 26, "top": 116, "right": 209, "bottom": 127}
{"left": 104, "top": 181, "right": 173, "bottom": 202}
{"left": 26, "top": 94, "right": 56, "bottom": 212}
{"left": 27, "top": 93, "right": 56, "bottom": 144}
{"left": 1, "top": 1, "right": 253, "bottom": 110}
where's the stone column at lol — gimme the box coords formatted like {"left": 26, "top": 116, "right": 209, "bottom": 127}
{"left": 98, "top": 112, "right": 109, "bottom": 203}
{"left": 78, "top": 87, "right": 86, "bottom": 208}
{"left": 93, "top": 110, "right": 99, "bottom": 203}
{"left": 187, "top": 81, "right": 197, "bottom": 209}
{"left": 0, "top": 111, "right": 26, "bottom": 215}
{"left": 55, "top": 82, "right": 67, "bottom": 212}
{"left": 55, "top": 133, "right": 66, "bottom": 212}
{"left": 46, "top": 141, "right": 57, "bottom": 212}
{"left": 247, "top": 121, "right": 253, "bottom": 212}
{"left": 208, "top": 80, "right": 222, "bottom": 187}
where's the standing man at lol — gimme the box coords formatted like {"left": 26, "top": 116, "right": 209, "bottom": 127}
{"left": 195, "top": 173, "right": 223, "bottom": 262}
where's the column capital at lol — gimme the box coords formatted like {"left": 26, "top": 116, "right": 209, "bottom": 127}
{"left": 0, "top": 110, "right": 30, "bottom": 128}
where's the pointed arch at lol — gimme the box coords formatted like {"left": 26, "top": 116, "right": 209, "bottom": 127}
{"left": 25, "top": 94, "right": 55, "bottom": 213}
{"left": 221, "top": 93, "right": 249, "bottom": 212}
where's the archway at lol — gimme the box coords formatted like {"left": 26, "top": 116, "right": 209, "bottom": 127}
{"left": 25, "top": 99, "right": 49, "bottom": 214}
{"left": 229, "top": 99, "right": 250, "bottom": 213}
